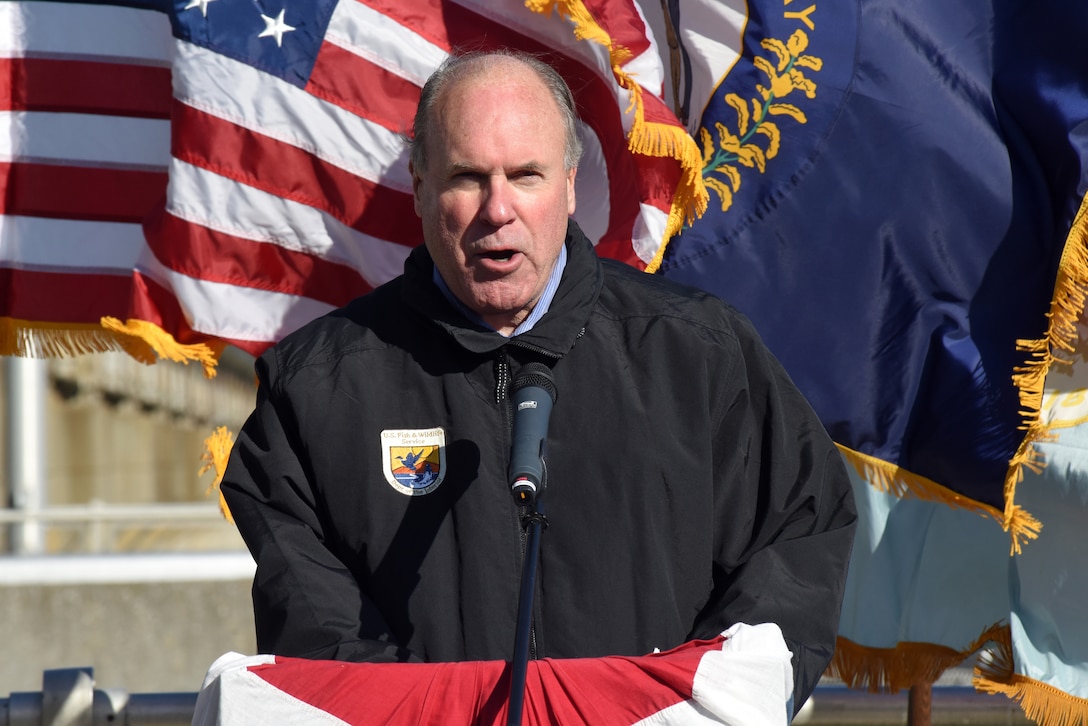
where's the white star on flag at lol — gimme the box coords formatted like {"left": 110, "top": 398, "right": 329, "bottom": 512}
{"left": 258, "top": 9, "right": 295, "bottom": 47}
{"left": 184, "top": 0, "right": 216, "bottom": 17}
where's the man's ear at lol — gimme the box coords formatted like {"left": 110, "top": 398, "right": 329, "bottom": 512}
{"left": 566, "top": 166, "right": 577, "bottom": 216}
{"left": 409, "top": 160, "right": 423, "bottom": 218}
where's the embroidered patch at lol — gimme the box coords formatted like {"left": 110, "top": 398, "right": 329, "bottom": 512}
{"left": 380, "top": 428, "right": 446, "bottom": 496}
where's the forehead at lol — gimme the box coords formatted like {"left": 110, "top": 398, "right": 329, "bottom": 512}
{"left": 427, "top": 62, "right": 566, "bottom": 163}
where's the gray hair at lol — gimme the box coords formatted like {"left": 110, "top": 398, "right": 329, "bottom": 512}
{"left": 409, "top": 50, "right": 584, "bottom": 172}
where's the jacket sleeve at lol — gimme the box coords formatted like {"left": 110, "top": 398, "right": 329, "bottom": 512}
{"left": 688, "top": 310, "right": 857, "bottom": 714}
{"left": 221, "top": 353, "right": 418, "bottom": 664}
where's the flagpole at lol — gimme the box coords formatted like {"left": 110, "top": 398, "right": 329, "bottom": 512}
{"left": 908, "top": 682, "right": 932, "bottom": 726}
{"left": 3, "top": 356, "right": 47, "bottom": 554}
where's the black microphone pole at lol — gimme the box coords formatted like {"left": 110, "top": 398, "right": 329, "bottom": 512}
{"left": 506, "top": 362, "right": 557, "bottom": 726}
{"left": 508, "top": 497, "right": 546, "bottom": 726}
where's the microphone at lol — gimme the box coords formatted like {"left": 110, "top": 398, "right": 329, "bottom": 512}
{"left": 508, "top": 362, "right": 558, "bottom": 506}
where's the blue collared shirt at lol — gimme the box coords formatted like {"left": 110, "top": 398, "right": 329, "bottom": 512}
{"left": 433, "top": 244, "right": 568, "bottom": 337}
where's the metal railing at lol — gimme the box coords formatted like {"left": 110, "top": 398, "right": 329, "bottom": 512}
{"left": 1, "top": 668, "right": 195, "bottom": 726}
{"left": 0, "top": 503, "right": 241, "bottom": 556}
{"left": 0, "top": 551, "right": 254, "bottom": 586}
{"left": 0, "top": 503, "right": 227, "bottom": 525}
{"left": 794, "top": 686, "right": 1033, "bottom": 724}
{"left": 1, "top": 669, "right": 1034, "bottom": 726}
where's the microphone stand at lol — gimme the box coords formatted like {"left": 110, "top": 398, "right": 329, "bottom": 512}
{"left": 505, "top": 361, "right": 556, "bottom": 726}
{"left": 506, "top": 497, "right": 547, "bottom": 726}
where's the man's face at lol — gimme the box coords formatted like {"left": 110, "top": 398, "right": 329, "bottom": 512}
{"left": 411, "top": 61, "right": 577, "bottom": 335}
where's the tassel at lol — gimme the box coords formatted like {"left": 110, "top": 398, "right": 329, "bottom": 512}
{"left": 199, "top": 426, "right": 236, "bottom": 524}
{"left": 100, "top": 317, "right": 223, "bottom": 378}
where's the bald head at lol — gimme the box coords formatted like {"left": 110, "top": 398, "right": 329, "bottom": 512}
{"left": 409, "top": 50, "right": 583, "bottom": 174}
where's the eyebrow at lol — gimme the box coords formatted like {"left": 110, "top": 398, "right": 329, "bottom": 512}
{"left": 447, "top": 161, "right": 547, "bottom": 175}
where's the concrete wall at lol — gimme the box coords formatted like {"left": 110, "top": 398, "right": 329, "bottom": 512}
{"left": 0, "top": 579, "right": 256, "bottom": 694}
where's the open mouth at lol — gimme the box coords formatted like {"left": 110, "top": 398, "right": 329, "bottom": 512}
{"left": 480, "top": 250, "right": 516, "bottom": 262}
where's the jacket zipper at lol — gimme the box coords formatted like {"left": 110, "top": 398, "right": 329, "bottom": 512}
{"left": 497, "top": 348, "right": 538, "bottom": 661}
{"left": 495, "top": 349, "right": 510, "bottom": 405}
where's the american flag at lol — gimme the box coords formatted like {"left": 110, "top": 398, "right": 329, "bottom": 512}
{"left": 0, "top": 0, "right": 702, "bottom": 360}
{"left": 0, "top": 0, "right": 172, "bottom": 356}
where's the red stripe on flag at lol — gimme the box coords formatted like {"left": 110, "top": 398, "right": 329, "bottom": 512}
{"left": 642, "top": 91, "right": 685, "bottom": 128}
{"left": 355, "top": 0, "right": 459, "bottom": 53}
{"left": 307, "top": 42, "right": 421, "bottom": 135}
{"left": 0, "top": 57, "right": 171, "bottom": 118}
{"left": 0, "top": 268, "right": 131, "bottom": 323}
{"left": 145, "top": 210, "right": 374, "bottom": 306}
{"left": 171, "top": 101, "right": 423, "bottom": 248}
{"left": 0, "top": 161, "right": 167, "bottom": 223}
{"left": 631, "top": 150, "right": 686, "bottom": 211}
{"left": 581, "top": 0, "right": 652, "bottom": 61}
{"left": 128, "top": 270, "right": 268, "bottom": 356}
{"left": 128, "top": 268, "right": 235, "bottom": 346}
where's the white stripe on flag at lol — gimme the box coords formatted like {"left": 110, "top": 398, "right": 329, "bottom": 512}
{"left": 633, "top": 203, "right": 669, "bottom": 263}
{"left": 325, "top": 0, "right": 447, "bottom": 86}
{"left": 172, "top": 42, "right": 411, "bottom": 191}
{"left": 192, "top": 654, "right": 349, "bottom": 726}
{"left": 0, "top": 111, "right": 170, "bottom": 169}
{"left": 571, "top": 123, "right": 611, "bottom": 245}
{"left": 141, "top": 258, "right": 338, "bottom": 342}
{"left": 166, "top": 160, "right": 411, "bottom": 287}
{"left": 623, "top": 2, "right": 669, "bottom": 95}
{"left": 670, "top": 0, "right": 746, "bottom": 133}
{"left": 0, "top": 2, "right": 172, "bottom": 64}
{"left": 0, "top": 216, "right": 147, "bottom": 273}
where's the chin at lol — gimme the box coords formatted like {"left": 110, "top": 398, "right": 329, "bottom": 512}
{"left": 468, "top": 285, "right": 529, "bottom": 311}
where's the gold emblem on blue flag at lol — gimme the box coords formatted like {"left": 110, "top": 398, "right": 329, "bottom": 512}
{"left": 380, "top": 428, "right": 446, "bottom": 496}
{"left": 698, "top": 29, "right": 823, "bottom": 214}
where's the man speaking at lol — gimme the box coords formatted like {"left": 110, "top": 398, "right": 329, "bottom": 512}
{"left": 221, "top": 49, "right": 856, "bottom": 719}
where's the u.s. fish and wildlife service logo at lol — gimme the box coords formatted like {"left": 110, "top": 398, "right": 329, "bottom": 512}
{"left": 381, "top": 428, "right": 446, "bottom": 496}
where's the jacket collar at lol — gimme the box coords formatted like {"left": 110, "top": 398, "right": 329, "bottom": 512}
{"left": 402, "top": 220, "right": 603, "bottom": 358}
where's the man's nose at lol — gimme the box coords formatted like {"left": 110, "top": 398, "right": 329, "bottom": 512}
{"left": 479, "top": 176, "right": 516, "bottom": 226}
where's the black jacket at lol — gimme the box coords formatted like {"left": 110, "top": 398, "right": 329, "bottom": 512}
{"left": 222, "top": 221, "right": 856, "bottom": 711}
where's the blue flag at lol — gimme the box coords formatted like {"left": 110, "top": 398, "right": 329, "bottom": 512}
{"left": 656, "top": 0, "right": 1088, "bottom": 721}
{"left": 660, "top": 0, "right": 1086, "bottom": 532}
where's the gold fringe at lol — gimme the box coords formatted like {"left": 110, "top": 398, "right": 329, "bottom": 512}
{"left": 199, "top": 426, "right": 236, "bottom": 524}
{"left": 974, "top": 623, "right": 1088, "bottom": 726}
{"left": 830, "top": 622, "right": 1007, "bottom": 693}
{"left": 524, "top": 0, "right": 708, "bottom": 268}
{"left": 635, "top": 112, "right": 710, "bottom": 271}
{"left": 1, "top": 317, "right": 134, "bottom": 358}
{"left": 2, "top": 316, "right": 225, "bottom": 380}
{"left": 1003, "top": 192, "right": 1088, "bottom": 551}
{"left": 100, "top": 317, "right": 223, "bottom": 378}
{"left": 836, "top": 444, "right": 1041, "bottom": 553}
